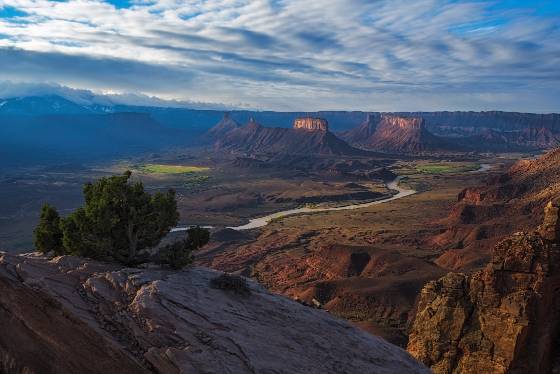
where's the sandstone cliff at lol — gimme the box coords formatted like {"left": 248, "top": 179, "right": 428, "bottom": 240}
{"left": 408, "top": 202, "right": 560, "bottom": 374}
{"left": 0, "top": 252, "right": 430, "bottom": 374}
{"left": 214, "top": 118, "right": 364, "bottom": 156}
{"left": 293, "top": 117, "right": 328, "bottom": 131}
{"left": 342, "top": 114, "right": 454, "bottom": 154}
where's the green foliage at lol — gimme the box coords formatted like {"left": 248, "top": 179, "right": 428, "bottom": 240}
{"left": 139, "top": 164, "right": 210, "bottom": 174}
{"left": 33, "top": 171, "right": 212, "bottom": 269}
{"left": 414, "top": 162, "right": 480, "bottom": 174}
{"left": 155, "top": 240, "right": 193, "bottom": 269}
{"left": 60, "top": 171, "right": 179, "bottom": 264}
{"left": 34, "top": 203, "right": 63, "bottom": 255}
{"left": 155, "top": 226, "right": 210, "bottom": 269}
{"left": 186, "top": 226, "right": 210, "bottom": 250}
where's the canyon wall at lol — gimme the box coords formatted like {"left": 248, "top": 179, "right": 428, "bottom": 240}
{"left": 293, "top": 117, "right": 329, "bottom": 131}
{"left": 408, "top": 202, "right": 560, "bottom": 374}
{"left": 380, "top": 115, "right": 424, "bottom": 130}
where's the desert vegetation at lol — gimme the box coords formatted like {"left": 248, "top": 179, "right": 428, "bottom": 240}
{"left": 33, "top": 171, "right": 208, "bottom": 267}
{"left": 139, "top": 164, "right": 210, "bottom": 174}
{"left": 414, "top": 162, "right": 479, "bottom": 174}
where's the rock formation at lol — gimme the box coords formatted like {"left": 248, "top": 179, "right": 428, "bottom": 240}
{"left": 339, "top": 113, "right": 381, "bottom": 144}
{"left": 293, "top": 117, "right": 328, "bottom": 131}
{"left": 214, "top": 118, "right": 364, "bottom": 156}
{"left": 434, "top": 147, "right": 560, "bottom": 271}
{"left": 408, "top": 202, "right": 560, "bottom": 374}
{"left": 341, "top": 114, "right": 454, "bottom": 153}
{"left": 341, "top": 112, "right": 560, "bottom": 152}
{"left": 0, "top": 252, "right": 430, "bottom": 374}
{"left": 206, "top": 112, "right": 241, "bottom": 140}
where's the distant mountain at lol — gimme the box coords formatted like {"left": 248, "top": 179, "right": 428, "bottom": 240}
{"left": 2, "top": 93, "right": 560, "bottom": 164}
{"left": 0, "top": 112, "right": 191, "bottom": 167}
{"left": 342, "top": 114, "right": 453, "bottom": 153}
{"left": 0, "top": 95, "right": 99, "bottom": 116}
{"left": 214, "top": 117, "right": 363, "bottom": 156}
{"left": 407, "top": 111, "right": 560, "bottom": 133}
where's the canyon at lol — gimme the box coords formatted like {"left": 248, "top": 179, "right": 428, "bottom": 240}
{"left": 3, "top": 94, "right": 560, "bottom": 373}
{"left": 434, "top": 148, "right": 560, "bottom": 271}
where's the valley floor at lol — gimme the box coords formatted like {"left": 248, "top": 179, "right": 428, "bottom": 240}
{"left": 0, "top": 149, "right": 523, "bottom": 347}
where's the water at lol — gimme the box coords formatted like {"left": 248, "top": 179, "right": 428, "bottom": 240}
{"left": 172, "top": 162, "right": 492, "bottom": 232}
{"left": 226, "top": 176, "right": 416, "bottom": 231}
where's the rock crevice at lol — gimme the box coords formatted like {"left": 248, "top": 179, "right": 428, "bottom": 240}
{"left": 408, "top": 202, "right": 560, "bottom": 374}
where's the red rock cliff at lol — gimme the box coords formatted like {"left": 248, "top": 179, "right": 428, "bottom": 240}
{"left": 380, "top": 115, "right": 424, "bottom": 130}
{"left": 293, "top": 117, "right": 329, "bottom": 131}
{"left": 407, "top": 201, "right": 560, "bottom": 374}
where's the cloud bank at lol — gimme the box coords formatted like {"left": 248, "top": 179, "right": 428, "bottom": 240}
{"left": 0, "top": 0, "right": 558, "bottom": 111}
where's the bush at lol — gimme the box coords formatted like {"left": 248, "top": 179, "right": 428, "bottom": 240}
{"left": 210, "top": 273, "right": 251, "bottom": 295}
{"left": 155, "top": 240, "right": 193, "bottom": 269}
{"left": 34, "top": 203, "right": 63, "bottom": 255}
{"left": 155, "top": 226, "right": 210, "bottom": 269}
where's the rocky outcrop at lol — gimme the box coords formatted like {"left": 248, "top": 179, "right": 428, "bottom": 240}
{"left": 339, "top": 113, "right": 381, "bottom": 144}
{"left": 0, "top": 252, "right": 430, "bottom": 374}
{"left": 342, "top": 114, "right": 454, "bottom": 154}
{"left": 206, "top": 112, "right": 241, "bottom": 140}
{"left": 293, "top": 117, "right": 328, "bottom": 131}
{"left": 215, "top": 118, "right": 364, "bottom": 156}
{"left": 408, "top": 202, "right": 560, "bottom": 374}
{"left": 434, "top": 148, "right": 560, "bottom": 270}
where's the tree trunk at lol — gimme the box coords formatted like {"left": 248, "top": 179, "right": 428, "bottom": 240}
{"left": 126, "top": 223, "right": 138, "bottom": 263}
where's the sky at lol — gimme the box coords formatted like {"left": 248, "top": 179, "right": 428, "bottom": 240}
{"left": 0, "top": 0, "right": 558, "bottom": 112}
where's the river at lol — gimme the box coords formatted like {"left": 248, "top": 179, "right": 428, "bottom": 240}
{"left": 172, "top": 162, "right": 491, "bottom": 232}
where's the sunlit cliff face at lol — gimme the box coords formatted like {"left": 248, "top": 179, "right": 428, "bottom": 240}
{"left": 380, "top": 115, "right": 424, "bottom": 130}
{"left": 293, "top": 118, "right": 329, "bottom": 132}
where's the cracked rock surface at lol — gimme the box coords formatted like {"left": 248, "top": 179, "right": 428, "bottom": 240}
{"left": 0, "top": 252, "right": 429, "bottom": 374}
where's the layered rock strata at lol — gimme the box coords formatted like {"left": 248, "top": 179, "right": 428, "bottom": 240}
{"left": 293, "top": 117, "right": 329, "bottom": 131}
{"left": 408, "top": 201, "right": 560, "bottom": 374}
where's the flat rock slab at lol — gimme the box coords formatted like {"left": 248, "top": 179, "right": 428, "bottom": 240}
{"left": 0, "top": 252, "right": 430, "bottom": 374}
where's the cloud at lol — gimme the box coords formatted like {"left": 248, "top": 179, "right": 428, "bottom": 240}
{"left": 0, "top": 0, "right": 558, "bottom": 111}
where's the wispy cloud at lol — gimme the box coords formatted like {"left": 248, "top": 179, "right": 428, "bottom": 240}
{"left": 0, "top": 0, "right": 558, "bottom": 111}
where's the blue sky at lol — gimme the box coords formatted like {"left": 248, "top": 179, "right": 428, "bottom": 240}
{"left": 0, "top": 0, "right": 558, "bottom": 111}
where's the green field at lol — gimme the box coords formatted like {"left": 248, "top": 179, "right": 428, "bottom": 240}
{"left": 139, "top": 164, "right": 210, "bottom": 174}
{"left": 414, "top": 162, "right": 480, "bottom": 174}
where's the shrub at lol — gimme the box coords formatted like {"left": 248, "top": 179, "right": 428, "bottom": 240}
{"left": 155, "top": 240, "right": 193, "bottom": 269}
{"left": 34, "top": 203, "right": 63, "bottom": 255}
{"left": 155, "top": 226, "right": 210, "bottom": 269}
{"left": 210, "top": 273, "right": 251, "bottom": 295}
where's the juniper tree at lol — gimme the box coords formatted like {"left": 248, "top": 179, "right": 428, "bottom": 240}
{"left": 34, "top": 203, "right": 63, "bottom": 254}
{"left": 61, "top": 171, "right": 179, "bottom": 264}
